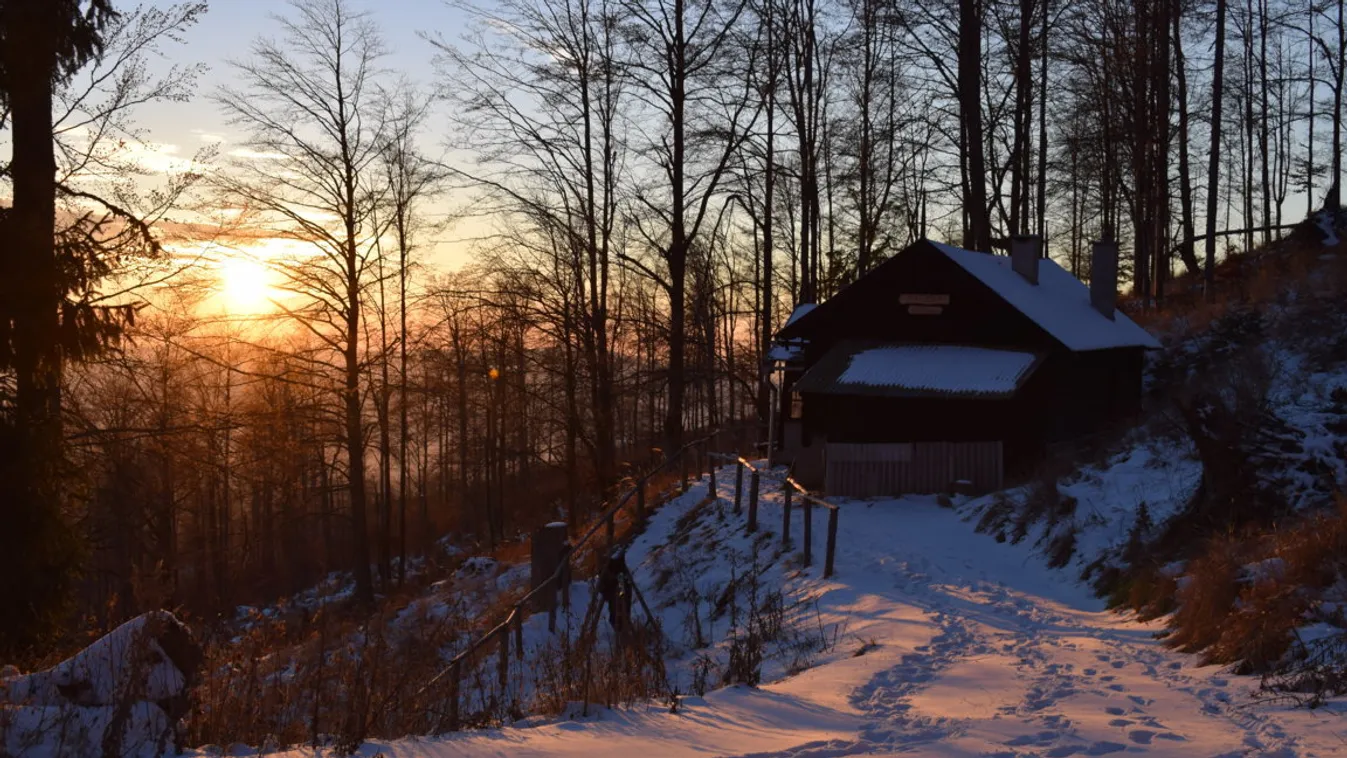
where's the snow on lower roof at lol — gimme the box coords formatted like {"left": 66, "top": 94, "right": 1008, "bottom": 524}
{"left": 783, "top": 303, "right": 817, "bottom": 328}
{"left": 929, "top": 241, "right": 1162, "bottom": 351}
{"left": 838, "top": 345, "right": 1038, "bottom": 396}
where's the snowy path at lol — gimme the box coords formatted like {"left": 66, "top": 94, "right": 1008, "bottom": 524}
{"left": 307, "top": 496, "right": 1347, "bottom": 758}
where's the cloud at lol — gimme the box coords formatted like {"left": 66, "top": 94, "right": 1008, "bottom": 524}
{"left": 228, "top": 147, "right": 289, "bottom": 162}
{"left": 191, "top": 129, "right": 228, "bottom": 144}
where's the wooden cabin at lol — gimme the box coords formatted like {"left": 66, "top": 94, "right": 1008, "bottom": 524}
{"left": 771, "top": 237, "right": 1160, "bottom": 497}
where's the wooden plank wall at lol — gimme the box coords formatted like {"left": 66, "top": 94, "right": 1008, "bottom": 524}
{"left": 824, "top": 441, "right": 1003, "bottom": 497}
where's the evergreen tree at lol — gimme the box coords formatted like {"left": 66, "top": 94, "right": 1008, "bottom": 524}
{"left": 0, "top": 0, "right": 119, "bottom": 656}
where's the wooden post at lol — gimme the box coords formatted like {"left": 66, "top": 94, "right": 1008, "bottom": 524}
{"left": 561, "top": 560, "right": 570, "bottom": 610}
{"left": 803, "top": 498, "right": 813, "bottom": 567}
{"left": 825, "top": 507, "right": 839, "bottom": 578}
{"left": 782, "top": 486, "right": 792, "bottom": 548}
{"left": 734, "top": 461, "right": 744, "bottom": 514}
{"left": 531, "top": 523, "right": 567, "bottom": 612}
{"left": 514, "top": 607, "right": 524, "bottom": 660}
{"left": 548, "top": 595, "right": 557, "bottom": 633}
{"left": 708, "top": 462, "right": 717, "bottom": 499}
{"left": 448, "top": 659, "right": 461, "bottom": 731}
{"left": 747, "top": 470, "right": 760, "bottom": 532}
{"left": 498, "top": 623, "right": 510, "bottom": 692}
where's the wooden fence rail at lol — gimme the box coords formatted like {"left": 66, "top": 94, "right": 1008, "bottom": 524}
{"left": 709, "top": 453, "right": 841, "bottom": 579}
{"left": 416, "top": 428, "right": 739, "bottom": 732}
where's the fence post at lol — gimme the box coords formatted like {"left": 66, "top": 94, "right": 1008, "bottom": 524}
{"left": 782, "top": 485, "right": 792, "bottom": 548}
{"left": 747, "top": 469, "right": 760, "bottom": 532}
{"left": 448, "top": 658, "right": 461, "bottom": 732}
{"left": 498, "top": 622, "right": 510, "bottom": 693}
{"left": 531, "top": 523, "right": 567, "bottom": 612}
{"left": 561, "top": 560, "right": 571, "bottom": 610}
{"left": 708, "top": 461, "right": 717, "bottom": 499}
{"left": 734, "top": 461, "right": 744, "bottom": 514}
{"left": 803, "top": 498, "right": 813, "bottom": 567}
{"left": 514, "top": 606, "right": 524, "bottom": 660}
{"left": 825, "top": 507, "right": 839, "bottom": 578}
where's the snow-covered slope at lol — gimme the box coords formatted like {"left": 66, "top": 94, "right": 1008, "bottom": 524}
{"left": 246, "top": 471, "right": 1347, "bottom": 757}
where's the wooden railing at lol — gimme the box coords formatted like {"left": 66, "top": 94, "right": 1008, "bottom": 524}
{"left": 708, "top": 453, "right": 841, "bottom": 578}
{"left": 414, "top": 429, "right": 733, "bottom": 732}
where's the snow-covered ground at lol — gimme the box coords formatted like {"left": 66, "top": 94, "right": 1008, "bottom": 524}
{"left": 256, "top": 473, "right": 1347, "bottom": 757}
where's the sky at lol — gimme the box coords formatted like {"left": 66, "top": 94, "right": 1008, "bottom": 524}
{"left": 137, "top": 0, "right": 477, "bottom": 272}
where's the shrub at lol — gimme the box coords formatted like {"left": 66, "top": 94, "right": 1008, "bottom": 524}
{"left": 1166, "top": 535, "right": 1243, "bottom": 656}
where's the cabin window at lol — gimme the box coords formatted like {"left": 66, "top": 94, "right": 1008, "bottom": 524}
{"left": 789, "top": 391, "right": 804, "bottom": 419}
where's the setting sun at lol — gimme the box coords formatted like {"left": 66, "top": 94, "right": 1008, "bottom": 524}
{"left": 217, "top": 256, "right": 275, "bottom": 314}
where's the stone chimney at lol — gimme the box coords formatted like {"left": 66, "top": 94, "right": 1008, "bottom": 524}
{"left": 1010, "top": 235, "right": 1041, "bottom": 285}
{"left": 1090, "top": 240, "right": 1118, "bottom": 320}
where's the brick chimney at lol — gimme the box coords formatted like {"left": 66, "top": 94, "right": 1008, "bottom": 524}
{"left": 1010, "top": 235, "right": 1040, "bottom": 285}
{"left": 1090, "top": 240, "right": 1118, "bottom": 320}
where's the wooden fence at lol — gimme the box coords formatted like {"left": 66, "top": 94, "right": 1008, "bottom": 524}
{"left": 824, "top": 441, "right": 1003, "bottom": 496}
{"left": 709, "top": 453, "right": 841, "bottom": 579}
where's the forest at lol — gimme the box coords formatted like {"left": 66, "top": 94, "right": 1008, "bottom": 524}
{"left": 0, "top": 0, "right": 1338, "bottom": 659}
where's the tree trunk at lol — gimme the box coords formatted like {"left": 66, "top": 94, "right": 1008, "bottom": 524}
{"left": 1174, "top": 5, "right": 1199, "bottom": 275}
{"left": 1205, "top": 0, "right": 1227, "bottom": 297}
{"left": 959, "top": 0, "right": 991, "bottom": 251}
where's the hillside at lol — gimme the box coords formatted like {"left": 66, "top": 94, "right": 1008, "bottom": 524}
{"left": 238, "top": 476, "right": 1345, "bottom": 757}
{"left": 967, "top": 222, "right": 1347, "bottom": 698}
{"left": 14, "top": 226, "right": 1347, "bottom": 757}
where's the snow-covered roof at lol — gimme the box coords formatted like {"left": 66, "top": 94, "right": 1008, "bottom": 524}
{"left": 767, "top": 343, "right": 804, "bottom": 362}
{"left": 794, "top": 341, "right": 1042, "bottom": 398}
{"left": 838, "top": 345, "right": 1038, "bottom": 395}
{"left": 783, "top": 303, "right": 817, "bottom": 328}
{"left": 929, "top": 241, "right": 1161, "bottom": 351}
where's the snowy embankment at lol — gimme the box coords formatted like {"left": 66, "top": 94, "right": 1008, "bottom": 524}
{"left": 252, "top": 466, "right": 1347, "bottom": 757}
{"left": 3, "top": 611, "right": 199, "bottom": 758}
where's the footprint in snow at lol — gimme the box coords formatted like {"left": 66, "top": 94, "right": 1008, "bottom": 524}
{"left": 1005, "top": 730, "right": 1059, "bottom": 747}
{"left": 1128, "top": 695, "right": 1153, "bottom": 707}
{"left": 1044, "top": 742, "right": 1126, "bottom": 757}
{"left": 1128, "top": 729, "right": 1155, "bottom": 744}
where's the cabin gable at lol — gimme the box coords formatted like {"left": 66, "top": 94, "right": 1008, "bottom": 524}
{"left": 778, "top": 241, "right": 1064, "bottom": 358}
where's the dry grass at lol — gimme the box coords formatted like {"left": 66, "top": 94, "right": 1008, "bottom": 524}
{"left": 1162, "top": 501, "right": 1347, "bottom": 674}
{"left": 180, "top": 459, "right": 707, "bottom": 752}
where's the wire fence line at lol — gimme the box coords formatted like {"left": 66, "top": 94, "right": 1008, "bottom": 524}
{"left": 414, "top": 427, "right": 754, "bottom": 732}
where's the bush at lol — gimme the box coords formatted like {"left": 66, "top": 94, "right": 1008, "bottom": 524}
{"left": 1163, "top": 501, "right": 1347, "bottom": 675}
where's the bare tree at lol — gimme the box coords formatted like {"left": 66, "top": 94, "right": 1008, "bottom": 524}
{"left": 215, "top": 0, "right": 393, "bottom": 606}
{"left": 621, "top": 0, "right": 759, "bottom": 447}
